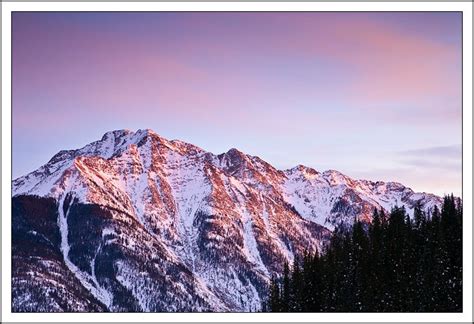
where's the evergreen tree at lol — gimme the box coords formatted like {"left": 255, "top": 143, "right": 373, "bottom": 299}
{"left": 281, "top": 262, "right": 290, "bottom": 312}
{"left": 290, "top": 255, "right": 304, "bottom": 311}
{"left": 265, "top": 195, "right": 462, "bottom": 313}
{"left": 268, "top": 275, "right": 281, "bottom": 312}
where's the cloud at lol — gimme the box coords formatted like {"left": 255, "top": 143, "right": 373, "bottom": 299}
{"left": 401, "top": 158, "right": 461, "bottom": 171}
{"left": 399, "top": 145, "right": 461, "bottom": 159}
{"left": 347, "top": 144, "right": 462, "bottom": 195}
{"left": 396, "top": 145, "right": 461, "bottom": 173}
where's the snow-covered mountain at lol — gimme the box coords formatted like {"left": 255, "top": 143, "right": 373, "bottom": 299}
{"left": 12, "top": 129, "right": 442, "bottom": 312}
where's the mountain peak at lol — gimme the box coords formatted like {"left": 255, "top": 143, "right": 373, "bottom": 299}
{"left": 322, "top": 169, "right": 352, "bottom": 185}
{"left": 13, "top": 128, "right": 443, "bottom": 222}
{"left": 137, "top": 128, "right": 155, "bottom": 134}
{"left": 135, "top": 128, "right": 160, "bottom": 139}
{"left": 100, "top": 128, "right": 165, "bottom": 144}
{"left": 289, "top": 164, "right": 319, "bottom": 174}
{"left": 100, "top": 129, "right": 133, "bottom": 141}
{"left": 226, "top": 147, "right": 246, "bottom": 157}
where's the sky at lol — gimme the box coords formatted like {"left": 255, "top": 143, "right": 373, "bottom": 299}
{"left": 12, "top": 12, "right": 462, "bottom": 196}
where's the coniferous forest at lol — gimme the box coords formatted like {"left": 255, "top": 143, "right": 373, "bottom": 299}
{"left": 264, "top": 195, "right": 462, "bottom": 312}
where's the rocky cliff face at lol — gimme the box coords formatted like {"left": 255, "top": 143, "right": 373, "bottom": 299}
{"left": 12, "top": 129, "right": 442, "bottom": 312}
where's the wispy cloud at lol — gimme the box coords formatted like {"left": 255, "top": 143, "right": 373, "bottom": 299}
{"left": 399, "top": 145, "right": 461, "bottom": 159}
{"left": 401, "top": 158, "right": 461, "bottom": 171}
{"left": 396, "top": 145, "right": 461, "bottom": 172}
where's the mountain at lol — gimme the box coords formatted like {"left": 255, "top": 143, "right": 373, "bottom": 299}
{"left": 12, "top": 129, "right": 442, "bottom": 312}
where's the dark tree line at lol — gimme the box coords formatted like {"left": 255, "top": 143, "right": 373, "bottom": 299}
{"left": 264, "top": 195, "right": 462, "bottom": 312}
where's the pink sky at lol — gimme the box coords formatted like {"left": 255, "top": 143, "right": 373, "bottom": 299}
{"left": 12, "top": 12, "right": 462, "bottom": 196}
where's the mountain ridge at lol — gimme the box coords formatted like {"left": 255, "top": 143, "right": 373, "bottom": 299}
{"left": 13, "top": 128, "right": 440, "bottom": 205}
{"left": 12, "top": 128, "right": 443, "bottom": 312}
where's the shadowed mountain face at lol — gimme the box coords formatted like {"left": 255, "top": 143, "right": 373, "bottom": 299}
{"left": 12, "top": 129, "right": 442, "bottom": 312}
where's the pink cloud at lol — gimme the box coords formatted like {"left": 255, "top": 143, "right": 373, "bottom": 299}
{"left": 172, "top": 14, "right": 460, "bottom": 125}
{"left": 279, "top": 15, "right": 458, "bottom": 101}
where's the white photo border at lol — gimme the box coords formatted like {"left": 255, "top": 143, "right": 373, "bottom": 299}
{"left": 2, "top": 1, "right": 472, "bottom": 322}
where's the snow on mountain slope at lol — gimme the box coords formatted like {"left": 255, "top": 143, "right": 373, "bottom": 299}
{"left": 12, "top": 129, "right": 443, "bottom": 312}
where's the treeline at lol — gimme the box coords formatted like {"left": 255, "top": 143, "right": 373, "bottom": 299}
{"left": 265, "top": 195, "right": 462, "bottom": 312}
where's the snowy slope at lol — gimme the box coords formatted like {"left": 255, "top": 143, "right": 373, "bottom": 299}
{"left": 12, "top": 129, "right": 443, "bottom": 312}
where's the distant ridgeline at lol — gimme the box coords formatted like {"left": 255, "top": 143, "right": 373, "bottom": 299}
{"left": 264, "top": 195, "right": 462, "bottom": 312}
